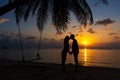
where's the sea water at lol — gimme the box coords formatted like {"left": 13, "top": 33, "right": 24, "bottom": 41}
{"left": 0, "top": 49, "right": 120, "bottom": 68}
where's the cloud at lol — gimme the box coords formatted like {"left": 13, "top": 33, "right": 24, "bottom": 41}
{"left": 67, "top": 32, "right": 72, "bottom": 35}
{"left": 56, "top": 30, "right": 63, "bottom": 35}
{"left": 51, "top": 38, "right": 55, "bottom": 41}
{"left": 79, "top": 27, "right": 84, "bottom": 33}
{"left": 75, "top": 34, "right": 79, "bottom": 36}
{"left": 0, "top": 34, "right": 5, "bottom": 38}
{"left": 108, "top": 32, "right": 120, "bottom": 39}
{"left": 60, "top": 39, "right": 64, "bottom": 42}
{"left": 0, "top": 35, "right": 19, "bottom": 48}
{"left": 113, "top": 36, "right": 119, "bottom": 39}
{"left": 0, "top": 32, "right": 63, "bottom": 49}
{"left": 87, "top": 28, "right": 97, "bottom": 34}
{"left": 104, "top": 27, "right": 113, "bottom": 31}
{"left": 43, "top": 38, "right": 48, "bottom": 40}
{"left": 0, "top": 18, "right": 9, "bottom": 24}
{"left": 108, "top": 32, "right": 118, "bottom": 36}
{"left": 0, "top": 33, "right": 37, "bottom": 49}
{"left": 72, "top": 26, "right": 77, "bottom": 28}
{"left": 26, "top": 36, "right": 36, "bottom": 40}
{"left": 95, "top": 18, "right": 115, "bottom": 26}
{"left": 92, "top": 42, "right": 120, "bottom": 49}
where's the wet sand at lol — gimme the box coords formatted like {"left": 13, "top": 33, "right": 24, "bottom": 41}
{"left": 0, "top": 59, "right": 120, "bottom": 80}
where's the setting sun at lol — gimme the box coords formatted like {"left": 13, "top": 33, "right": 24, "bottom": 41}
{"left": 84, "top": 41, "right": 87, "bottom": 45}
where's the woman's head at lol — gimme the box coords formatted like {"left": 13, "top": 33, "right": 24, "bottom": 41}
{"left": 64, "top": 36, "right": 70, "bottom": 42}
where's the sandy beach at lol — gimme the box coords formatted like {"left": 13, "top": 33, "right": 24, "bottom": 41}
{"left": 0, "top": 59, "right": 120, "bottom": 80}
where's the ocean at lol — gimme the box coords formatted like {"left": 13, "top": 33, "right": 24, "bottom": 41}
{"left": 0, "top": 49, "right": 120, "bottom": 69}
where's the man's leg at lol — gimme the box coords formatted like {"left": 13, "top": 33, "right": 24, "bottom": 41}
{"left": 73, "top": 53, "right": 78, "bottom": 71}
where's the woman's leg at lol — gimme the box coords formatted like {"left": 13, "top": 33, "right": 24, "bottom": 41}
{"left": 61, "top": 50, "right": 67, "bottom": 70}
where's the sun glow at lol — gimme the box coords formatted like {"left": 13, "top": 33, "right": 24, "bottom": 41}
{"left": 76, "top": 34, "right": 97, "bottom": 47}
{"left": 84, "top": 41, "right": 87, "bottom": 45}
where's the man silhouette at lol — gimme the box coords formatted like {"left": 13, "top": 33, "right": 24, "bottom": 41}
{"left": 70, "top": 34, "right": 79, "bottom": 71}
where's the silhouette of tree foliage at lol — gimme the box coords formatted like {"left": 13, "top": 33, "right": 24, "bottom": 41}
{"left": 0, "top": 0, "right": 108, "bottom": 31}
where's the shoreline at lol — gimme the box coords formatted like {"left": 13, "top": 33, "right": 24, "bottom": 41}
{"left": 0, "top": 59, "right": 120, "bottom": 80}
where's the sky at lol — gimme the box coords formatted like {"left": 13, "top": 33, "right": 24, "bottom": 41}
{"left": 0, "top": 0, "right": 120, "bottom": 49}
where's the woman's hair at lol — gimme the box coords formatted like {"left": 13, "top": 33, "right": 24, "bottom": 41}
{"left": 64, "top": 36, "right": 69, "bottom": 43}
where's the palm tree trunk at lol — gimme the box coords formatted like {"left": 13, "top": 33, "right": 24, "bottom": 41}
{"left": 17, "top": 25, "right": 25, "bottom": 62}
{"left": 36, "top": 31, "right": 42, "bottom": 59}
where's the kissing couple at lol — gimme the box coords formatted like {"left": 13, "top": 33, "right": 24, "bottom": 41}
{"left": 61, "top": 34, "right": 79, "bottom": 71}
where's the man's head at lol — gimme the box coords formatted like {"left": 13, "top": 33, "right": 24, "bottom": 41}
{"left": 70, "top": 34, "right": 75, "bottom": 39}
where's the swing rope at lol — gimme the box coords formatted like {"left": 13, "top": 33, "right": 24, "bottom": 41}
{"left": 36, "top": 31, "right": 42, "bottom": 59}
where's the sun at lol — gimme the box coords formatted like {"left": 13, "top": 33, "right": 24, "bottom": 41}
{"left": 84, "top": 41, "right": 87, "bottom": 45}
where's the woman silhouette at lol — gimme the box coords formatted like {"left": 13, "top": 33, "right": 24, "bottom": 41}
{"left": 61, "top": 36, "right": 70, "bottom": 71}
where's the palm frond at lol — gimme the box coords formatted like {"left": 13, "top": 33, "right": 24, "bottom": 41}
{"left": 79, "top": 0, "right": 93, "bottom": 25}
{"left": 52, "top": 0, "right": 70, "bottom": 31}
{"left": 15, "top": 6, "right": 26, "bottom": 25}
{"left": 101, "top": 0, "right": 108, "bottom": 5}
{"left": 12, "top": 0, "right": 108, "bottom": 31}
{"left": 9, "top": 0, "right": 15, "bottom": 3}
{"left": 32, "top": 0, "right": 41, "bottom": 15}
{"left": 70, "top": 0, "right": 85, "bottom": 24}
{"left": 37, "top": 0, "right": 48, "bottom": 32}
{"left": 24, "top": 0, "right": 35, "bottom": 21}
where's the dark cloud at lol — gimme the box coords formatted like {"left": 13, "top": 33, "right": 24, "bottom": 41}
{"left": 60, "top": 39, "right": 64, "bottom": 42}
{"left": 0, "top": 35, "right": 19, "bottom": 49}
{"left": 0, "top": 32, "right": 63, "bottom": 49}
{"left": 87, "top": 42, "right": 120, "bottom": 49}
{"left": 79, "top": 34, "right": 83, "bottom": 37}
{"left": 72, "top": 26, "right": 77, "bottom": 28}
{"left": 75, "top": 34, "right": 79, "bottom": 36}
{"left": 113, "top": 36, "right": 119, "bottom": 39}
{"left": 16, "top": 33, "right": 25, "bottom": 38}
{"left": 10, "top": 33, "right": 15, "bottom": 36}
{"left": 79, "top": 27, "right": 84, "bottom": 33}
{"left": 0, "top": 34, "right": 5, "bottom": 38}
{"left": 87, "top": 28, "right": 97, "bottom": 34}
{"left": 109, "top": 32, "right": 118, "bottom": 36}
{"left": 0, "top": 32, "right": 37, "bottom": 49}
{"left": 56, "top": 30, "right": 63, "bottom": 35}
{"left": 0, "top": 18, "right": 9, "bottom": 24}
{"left": 43, "top": 38, "right": 48, "bottom": 40}
{"left": 51, "top": 38, "right": 55, "bottom": 41}
{"left": 95, "top": 18, "right": 115, "bottom": 26}
{"left": 104, "top": 28, "right": 113, "bottom": 31}
{"left": 26, "top": 36, "right": 36, "bottom": 40}
{"left": 67, "top": 32, "right": 72, "bottom": 35}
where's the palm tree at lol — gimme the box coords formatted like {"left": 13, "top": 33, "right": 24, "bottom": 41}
{"left": 0, "top": 0, "right": 108, "bottom": 61}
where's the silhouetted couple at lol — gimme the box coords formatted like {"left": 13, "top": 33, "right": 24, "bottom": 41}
{"left": 61, "top": 34, "right": 79, "bottom": 71}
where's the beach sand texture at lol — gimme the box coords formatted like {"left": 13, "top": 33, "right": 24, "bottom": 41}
{"left": 0, "top": 59, "right": 120, "bottom": 80}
